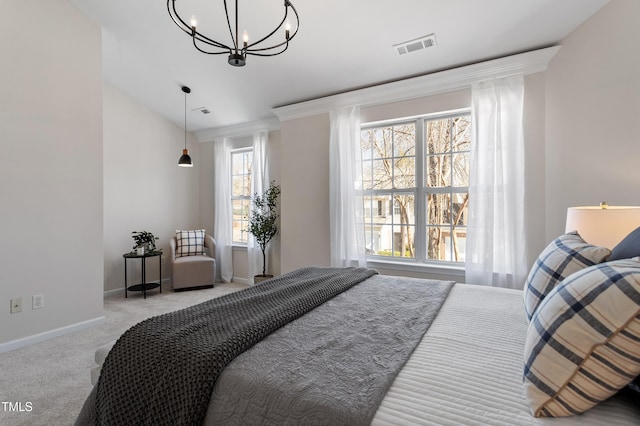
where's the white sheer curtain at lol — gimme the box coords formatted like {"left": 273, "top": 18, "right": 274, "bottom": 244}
{"left": 213, "top": 137, "right": 233, "bottom": 283}
{"left": 465, "top": 75, "right": 528, "bottom": 289}
{"left": 248, "top": 131, "right": 269, "bottom": 282}
{"left": 329, "top": 106, "right": 367, "bottom": 267}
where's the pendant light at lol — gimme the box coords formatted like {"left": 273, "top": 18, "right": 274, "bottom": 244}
{"left": 178, "top": 85, "right": 193, "bottom": 167}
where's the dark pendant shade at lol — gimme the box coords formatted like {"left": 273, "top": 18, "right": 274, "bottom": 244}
{"left": 178, "top": 149, "right": 193, "bottom": 167}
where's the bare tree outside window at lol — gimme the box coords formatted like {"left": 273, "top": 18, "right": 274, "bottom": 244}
{"left": 425, "top": 116, "right": 471, "bottom": 262}
{"left": 361, "top": 123, "right": 416, "bottom": 259}
{"left": 360, "top": 113, "right": 471, "bottom": 263}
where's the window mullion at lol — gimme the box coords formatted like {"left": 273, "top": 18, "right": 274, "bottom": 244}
{"left": 414, "top": 119, "right": 426, "bottom": 262}
{"left": 448, "top": 119, "right": 454, "bottom": 261}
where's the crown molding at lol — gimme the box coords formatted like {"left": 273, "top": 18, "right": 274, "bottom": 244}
{"left": 196, "top": 116, "right": 281, "bottom": 142}
{"left": 272, "top": 45, "right": 561, "bottom": 122}
{"left": 195, "top": 46, "right": 561, "bottom": 138}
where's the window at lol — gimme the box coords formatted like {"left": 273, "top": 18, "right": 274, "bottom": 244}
{"left": 360, "top": 111, "right": 471, "bottom": 263}
{"left": 231, "top": 148, "right": 252, "bottom": 244}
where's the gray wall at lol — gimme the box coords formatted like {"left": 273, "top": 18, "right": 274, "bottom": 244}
{"left": 0, "top": 0, "right": 104, "bottom": 345}
{"left": 545, "top": 0, "right": 640, "bottom": 242}
{"left": 102, "top": 84, "right": 202, "bottom": 293}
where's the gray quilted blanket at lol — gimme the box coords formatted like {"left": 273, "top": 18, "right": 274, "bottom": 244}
{"left": 78, "top": 266, "right": 378, "bottom": 426}
{"left": 204, "top": 274, "right": 455, "bottom": 425}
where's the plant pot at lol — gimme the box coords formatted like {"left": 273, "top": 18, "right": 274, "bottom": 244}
{"left": 254, "top": 274, "right": 274, "bottom": 284}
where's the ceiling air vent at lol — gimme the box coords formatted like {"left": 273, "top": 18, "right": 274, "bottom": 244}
{"left": 192, "top": 106, "right": 211, "bottom": 115}
{"left": 393, "top": 33, "right": 437, "bottom": 56}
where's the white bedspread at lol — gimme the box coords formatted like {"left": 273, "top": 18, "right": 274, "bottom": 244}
{"left": 372, "top": 284, "right": 640, "bottom": 425}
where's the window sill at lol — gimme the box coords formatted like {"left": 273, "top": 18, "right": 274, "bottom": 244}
{"left": 232, "top": 244, "right": 247, "bottom": 251}
{"left": 366, "top": 259, "right": 465, "bottom": 279}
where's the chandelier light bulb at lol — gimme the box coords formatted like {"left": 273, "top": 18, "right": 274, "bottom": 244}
{"left": 243, "top": 30, "right": 249, "bottom": 47}
{"left": 285, "top": 21, "right": 291, "bottom": 39}
{"left": 190, "top": 15, "right": 197, "bottom": 29}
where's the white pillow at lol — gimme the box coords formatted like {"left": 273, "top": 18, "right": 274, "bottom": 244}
{"left": 523, "top": 231, "right": 610, "bottom": 320}
{"left": 175, "top": 229, "right": 205, "bottom": 258}
{"left": 523, "top": 257, "right": 640, "bottom": 417}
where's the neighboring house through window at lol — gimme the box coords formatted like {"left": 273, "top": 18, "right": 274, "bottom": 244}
{"left": 360, "top": 111, "right": 471, "bottom": 264}
{"left": 231, "top": 148, "right": 253, "bottom": 244}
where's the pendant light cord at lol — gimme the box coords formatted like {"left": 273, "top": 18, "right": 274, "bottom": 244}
{"left": 184, "top": 90, "right": 187, "bottom": 150}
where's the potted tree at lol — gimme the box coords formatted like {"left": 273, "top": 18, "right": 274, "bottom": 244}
{"left": 248, "top": 181, "right": 281, "bottom": 283}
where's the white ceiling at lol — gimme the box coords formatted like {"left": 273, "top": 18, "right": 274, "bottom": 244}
{"left": 69, "top": 0, "right": 609, "bottom": 133}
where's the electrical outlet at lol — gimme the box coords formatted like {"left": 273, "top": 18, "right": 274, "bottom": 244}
{"left": 10, "top": 298, "right": 22, "bottom": 314}
{"left": 33, "top": 294, "right": 44, "bottom": 310}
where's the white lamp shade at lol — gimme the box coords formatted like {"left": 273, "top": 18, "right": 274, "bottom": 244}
{"left": 565, "top": 206, "right": 640, "bottom": 249}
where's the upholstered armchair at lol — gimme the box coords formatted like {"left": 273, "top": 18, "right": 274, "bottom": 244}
{"left": 169, "top": 231, "right": 216, "bottom": 291}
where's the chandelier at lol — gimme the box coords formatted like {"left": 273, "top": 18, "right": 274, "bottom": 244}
{"left": 167, "top": 0, "right": 299, "bottom": 67}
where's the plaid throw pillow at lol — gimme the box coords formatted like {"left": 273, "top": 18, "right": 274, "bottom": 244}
{"left": 175, "top": 229, "right": 205, "bottom": 258}
{"left": 523, "top": 232, "right": 610, "bottom": 320}
{"left": 523, "top": 257, "right": 640, "bottom": 417}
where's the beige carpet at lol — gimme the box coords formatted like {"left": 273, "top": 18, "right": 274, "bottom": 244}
{"left": 0, "top": 282, "right": 248, "bottom": 426}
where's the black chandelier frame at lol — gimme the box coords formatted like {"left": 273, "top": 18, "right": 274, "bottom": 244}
{"left": 167, "top": 0, "right": 300, "bottom": 67}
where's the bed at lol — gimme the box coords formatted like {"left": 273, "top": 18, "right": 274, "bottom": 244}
{"left": 76, "top": 263, "right": 640, "bottom": 425}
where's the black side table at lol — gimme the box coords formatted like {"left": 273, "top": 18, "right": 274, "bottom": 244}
{"left": 123, "top": 251, "right": 162, "bottom": 299}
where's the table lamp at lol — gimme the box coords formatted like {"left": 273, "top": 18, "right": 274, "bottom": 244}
{"left": 565, "top": 202, "right": 640, "bottom": 249}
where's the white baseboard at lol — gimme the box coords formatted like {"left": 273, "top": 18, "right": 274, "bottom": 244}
{"left": 104, "top": 287, "right": 124, "bottom": 297}
{"left": 0, "top": 316, "right": 106, "bottom": 354}
{"left": 232, "top": 277, "right": 251, "bottom": 285}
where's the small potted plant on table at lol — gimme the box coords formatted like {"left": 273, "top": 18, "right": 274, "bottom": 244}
{"left": 131, "top": 231, "right": 160, "bottom": 255}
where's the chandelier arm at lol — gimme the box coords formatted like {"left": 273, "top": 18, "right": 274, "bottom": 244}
{"left": 246, "top": 39, "right": 288, "bottom": 54}
{"left": 223, "top": 0, "right": 238, "bottom": 51}
{"left": 167, "top": 0, "right": 195, "bottom": 36}
{"left": 192, "top": 38, "right": 232, "bottom": 55}
{"left": 245, "top": 8, "right": 287, "bottom": 50}
{"left": 192, "top": 32, "right": 233, "bottom": 51}
{"left": 168, "top": 0, "right": 231, "bottom": 51}
{"left": 245, "top": 1, "right": 299, "bottom": 51}
{"left": 247, "top": 42, "right": 289, "bottom": 57}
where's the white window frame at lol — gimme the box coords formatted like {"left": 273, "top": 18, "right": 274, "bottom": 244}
{"left": 360, "top": 108, "right": 471, "bottom": 268}
{"left": 230, "top": 147, "right": 253, "bottom": 245}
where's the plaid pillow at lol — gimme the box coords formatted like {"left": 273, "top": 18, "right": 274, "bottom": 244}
{"left": 523, "top": 232, "right": 610, "bottom": 320}
{"left": 175, "top": 229, "right": 205, "bottom": 258}
{"left": 523, "top": 258, "right": 640, "bottom": 417}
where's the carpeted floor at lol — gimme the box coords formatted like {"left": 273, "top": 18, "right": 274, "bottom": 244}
{"left": 0, "top": 282, "right": 248, "bottom": 426}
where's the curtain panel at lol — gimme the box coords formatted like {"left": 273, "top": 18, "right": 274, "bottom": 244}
{"left": 466, "top": 75, "right": 528, "bottom": 289}
{"left": 248, "top": 131, "right": 269, "bottom": 282}
{"left": 329, "top": 106, "right": 367, "bottom": 267}
{"left": 213, "top": 137, "right": 233, "bottom": 283}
